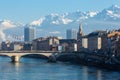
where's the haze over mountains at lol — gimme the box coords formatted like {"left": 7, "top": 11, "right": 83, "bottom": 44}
{"left": 1, "top": 5, "right": 120, "bottom": 41}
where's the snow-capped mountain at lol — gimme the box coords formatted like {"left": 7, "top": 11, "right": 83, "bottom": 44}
{"left": 93, "top": 5, "right": 120, "bottom": 21}
{"left": 1, "top": 5, "right": 120, "bottom": 41}
{"left": 29, "top": 5, "right": 120, "bottom": 27}
{"left": 30, "top": 10, "right": 98, "bottom": 26}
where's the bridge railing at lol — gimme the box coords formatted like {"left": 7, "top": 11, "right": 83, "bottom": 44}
{"left": 0, "top": 50, "right": 63, "bottom": 53}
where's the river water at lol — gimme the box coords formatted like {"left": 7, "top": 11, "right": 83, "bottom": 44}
{"left": 0, "top": 57, "right": 120, "bottom": 80}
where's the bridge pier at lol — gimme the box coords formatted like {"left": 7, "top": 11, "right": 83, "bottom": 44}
{"left": 48, "top": 55, "right": 56, "bottom": 62}
{"left": 11, "top": 56, "right": 21, "bottom": 62}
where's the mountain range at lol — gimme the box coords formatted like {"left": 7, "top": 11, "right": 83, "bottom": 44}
{"left": 1, "top": 5, "right": 120, "bottom": 41}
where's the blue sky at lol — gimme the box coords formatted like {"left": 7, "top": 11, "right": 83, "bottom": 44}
{"left": 0, "top": 0, "right": 120, "bottom": 23}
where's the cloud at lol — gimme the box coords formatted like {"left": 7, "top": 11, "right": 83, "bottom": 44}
{"left": 88, "top": 11, "right": 98, "bottom": 17}
{"left": 30, "top": 17, "right": 45, "bottom": 26}
{"left": 0, "top": 20, "right": 16, "bottom": 41}
{"left": 49, "top": 31, "right": 60, "bottom": 34}
{"left": 61, "top": 18, "right": 73, "bottom": 24}
{"left": 50, "top": 14, "right": 73, "bottom": 25}
{"left": 0, "top": 30, "right": 6, "bottom": 41}
{"left": 0, "top": 20, "right": 16, "bottom": 29}
{"left": 52, "top": 20, "right": 60, "bottom": 25}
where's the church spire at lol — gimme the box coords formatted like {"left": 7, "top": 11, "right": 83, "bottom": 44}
{"left": 79, "top": 23, "right": 82, "bottom": 33}
{"left": 77, "top": 23, "right": 84, "bottom": 40}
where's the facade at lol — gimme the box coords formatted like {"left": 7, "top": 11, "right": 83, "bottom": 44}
{"left": 77, "top": 24, "right": 84, "bottom": 51}
{"left": 66, "top": 29, "right": 77, "bottom": 39}
{"left": 88, "top": 36, "right": 101, "bottom": 50}
{"left": 116, "top": 38, "right": 120, "bottom": 56}
{"left": 87, "top": 31, "right": 108, "bottom": 51}
{"left": 32, "top": 37, "right": 59, "bottom": 51}
{"left": 107, "top": 30, "right": 120, "bottom": 56}
{"left": 59, "top": 39, "right": 77, "bottom": 52}
{"left": 24, "top": 27, "right": 35, "bottom": 42}
{"left": 1, "top": 41, "right": 23, "bottom": 51}
{"left": 23, "top": 42, "right": 32, "bottom": 50}
{"left": 82, "top": 38, "right": 88, "bottom": 49}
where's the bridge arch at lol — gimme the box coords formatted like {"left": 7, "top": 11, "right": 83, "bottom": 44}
{"left": 0, "top": 54, "right": 12, "bottom": 59}
{"left": 20, "top": 54, "right": 49, "bottom": 59}
{"left": 0, "top": 54, "right": 11, "bottom": 58}
{"left": 0, "top": 54, "right": 15, "bottom": 62}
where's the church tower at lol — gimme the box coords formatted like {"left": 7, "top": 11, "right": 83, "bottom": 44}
{"left": 77, "top": 23, "right": 84, "bottom": 51}
{"left": 77, "top": 23, "right": 84, "bottom": 40}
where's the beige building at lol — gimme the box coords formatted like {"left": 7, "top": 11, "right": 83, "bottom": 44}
{"left": 82, "top": 38, "right": 88, "bottom": 49}
{"left": 32, "top": 36, "right": 59, "bottom": 51}
{"left": 14, "top": 44, "right": 23, "bottom": 51}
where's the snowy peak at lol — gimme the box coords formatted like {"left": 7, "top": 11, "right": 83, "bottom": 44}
{"left": 94, "top": 5, "right": 120, "bottom": 21}
{"left": 107, "top": 5, "right": 120, "bottom": 18}
{"left": 108, "top": 5, "right": 120, "bottom": 11}
{"left": 26, "top": 5, "right": 120, "bottom": 27}
{"left": 86, "top": 11, "right": 98, "bottom": 17}
{"left": 29, "top": 11, "right": 98, "bottom": 26}
{"left": 29, "top": 17, "right": 45, "bottom": 26}
{"left": 48, "top": 13, "right": 73, "bottom": 25}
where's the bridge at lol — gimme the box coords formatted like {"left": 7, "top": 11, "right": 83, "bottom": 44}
{"left": 0, "top": 51, "right": 60, "bottom": 62}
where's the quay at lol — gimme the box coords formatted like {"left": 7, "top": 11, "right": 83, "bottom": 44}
{"left": 76, "top": 51, "right": 120, "bottom": 71}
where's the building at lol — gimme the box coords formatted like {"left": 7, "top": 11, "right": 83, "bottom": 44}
{"left": 23, "top": 42, "right": 32, "bottom": 50}
{"left": 87, "top": 31, "right": 108, "bottom": 51}
{"left": 66, "top": 29, "right": 77, "bottom": 39}
{"left": 24, "top": 26, "right": 35, "bottom": 42}
{"left": 32, "top": 36, "right": 59, "bottom": 51}
{"left": 82, "top": 38, "right": 88, "bottom": 49}
{"left": 59, "top": 39, "right": 77, "bottom": 52}
{"left": 77, "top": 24, "right": 84, "bottom": 51}
{"left": 1, "top": 41, "right": 23, "bottom": 51}
{"left": 77, "top": 24, "right": 84, "bottom": 40}
{"left": 107, "top": 30, "right": 120, "bottom": 56}
{"left": 116, "top": 38, "right": 120, "bottom": 56}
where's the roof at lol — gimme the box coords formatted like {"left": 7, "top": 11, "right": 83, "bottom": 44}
{"left": 87, "top": 30, "right": 107, "bottom": 37}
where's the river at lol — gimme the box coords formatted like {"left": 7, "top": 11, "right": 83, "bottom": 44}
{"left": 0, "top": 57, "right": 120, "bottom": 80}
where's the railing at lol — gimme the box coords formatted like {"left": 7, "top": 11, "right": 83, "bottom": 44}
{"left": 0, "top": 50, "right": 61, "bottom": 53}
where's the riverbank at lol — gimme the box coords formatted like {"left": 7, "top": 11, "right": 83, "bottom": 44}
{"left": 48, "top": 52, "right": 120, "bottom": 71}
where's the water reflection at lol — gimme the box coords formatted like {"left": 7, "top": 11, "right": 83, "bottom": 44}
{"left": 97, "top": 70, "right": 102, "bottom": 80}
{"left": 0, "top": 57, "right": 120, "bottom": 80}
{"left": 14, "top": 62, "right": 20, "bottom": 67}
{"left": 82, "top": 66, "right": 103, "bottom": 80}
{"left": 14, "top": 62, "right": 20, "bottom": 72}
{"left": 83, "top": 66, "right": 88, "bottom": 80}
